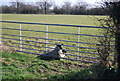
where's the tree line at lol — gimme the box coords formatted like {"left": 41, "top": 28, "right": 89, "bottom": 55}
{"left": 0, "top": 0, "right": 107, "bottom": 15}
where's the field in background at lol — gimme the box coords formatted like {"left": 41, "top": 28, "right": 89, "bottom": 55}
{"left": 2, "top": 14, "right": 106, "bottom": 26}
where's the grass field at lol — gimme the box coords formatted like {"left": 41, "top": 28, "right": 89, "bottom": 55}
{"left": 1, "top": 14, "right": 107, "bottom": 79}
{"left": 2, "top": 51, "right": 91, "bottom": 80}
{"left": 2, "top": 14, "right": 106, "bottom": 25}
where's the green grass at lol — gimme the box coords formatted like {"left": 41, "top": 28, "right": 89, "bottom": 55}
{"left": 1, "top": 51, "right": 117, "bottom": 80}
{"left": 2, "top": 51, "right": 87, "bottom": 80}
{"left": 2, "top": 14, "right": 106, "bottom": 26}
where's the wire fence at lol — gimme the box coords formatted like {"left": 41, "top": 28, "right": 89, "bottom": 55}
{"left": 1, "top": 21, "right": 111, "bottom": 64}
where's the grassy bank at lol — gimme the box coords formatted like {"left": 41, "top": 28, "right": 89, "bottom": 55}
{"left": 2, "top": 51, "right": 88, "bottom": 80}
{"left": 2, "top": 51, "right": 116, "bottom": 80}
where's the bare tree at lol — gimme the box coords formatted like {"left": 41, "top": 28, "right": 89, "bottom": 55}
{"left": 102, "top": 0, "right": 120, "bottom": 2}
{"left": 62, "top": 2, "right": 72, "bottom": 14}
{"left": 72, "top": 1, "right": 87, "bottom": 15}
{"left": 36, "top": 0, "right": 53, "bottom": 14}
{"left": 10, "top": 0, "right": 25, "bottom": 14}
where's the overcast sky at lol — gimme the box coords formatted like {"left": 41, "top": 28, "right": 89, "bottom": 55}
{"left": 1, "top": 0, "right": 120, "bottom": 3}
{"left": 1, "top": 0, "right": 101, "bottom": 3}
{"left": 1, "top": 0, "right": 102, "bottom": 5}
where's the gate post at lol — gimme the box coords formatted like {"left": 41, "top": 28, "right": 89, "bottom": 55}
{"left": 78, "top": 27, "right": 80, "bottom": 54}
{"left": 20, "top": 24, "right": 22, "bottom": 51}
{"left": 46, "top": 25, "right": 49, "bottom": 52}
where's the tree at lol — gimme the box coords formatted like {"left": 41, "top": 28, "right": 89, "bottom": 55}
{"left": 36, "top": 0, "right": 53, "bottom": 14}
{"left": 20, "top": 4, "right": 38, "bottom": 14}
{"left": 97, "top": 1, "right": 120, "bottom": 79}
{"left": 106, "top": 1, "right": 120, "bottom": 79}
{"left": 53, "top": 5, "right": 62, "bottom": 14}
{"left": 62, "top": 2, "right": 72, "bottom": 14}
{"left": 10, "top": 0, "right": 25, "bottom": 14}
{"left": 88, "top": 7, "right": 106, "bottom": 15}
{"left": 72, "top": 1, "right": 87, "bottom": 15}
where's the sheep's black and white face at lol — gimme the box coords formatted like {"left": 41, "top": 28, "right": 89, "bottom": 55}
{"left": 56, "top": 44, "right": 66, "bottom": 53}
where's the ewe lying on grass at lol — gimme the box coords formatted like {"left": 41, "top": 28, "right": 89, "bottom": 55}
{"left": 40, "top": 44, "right": 66, "bottom": 60}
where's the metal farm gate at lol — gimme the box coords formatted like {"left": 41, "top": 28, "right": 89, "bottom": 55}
{"left": 1, "top": 21, "right": 109, "bottom": 64}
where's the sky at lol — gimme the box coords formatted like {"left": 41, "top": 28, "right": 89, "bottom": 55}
{"left": 1, "top": 0, "right": 101, "bottom": 3}
{"left": 0, "top": 0, "right": 102, "bottom": 5}
{"left": 1, "top": 0, "right": 120, "bottom": 4}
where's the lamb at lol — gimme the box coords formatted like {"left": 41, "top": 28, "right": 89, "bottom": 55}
{"left": 40, "top": 44, "right": 66, "bottom": 60}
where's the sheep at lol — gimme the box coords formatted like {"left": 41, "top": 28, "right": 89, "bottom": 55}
{"left": 40, "top": 44, "right": 66, "bottom": 60}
